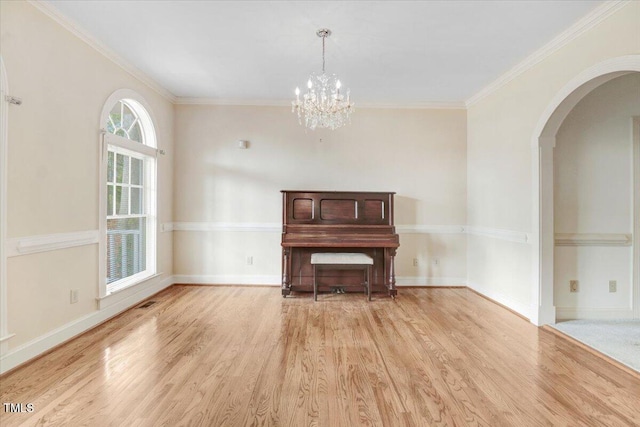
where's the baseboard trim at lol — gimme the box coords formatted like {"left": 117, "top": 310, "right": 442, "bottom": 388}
{"left": 556, "top": 307, "right": 634, "bottom": 320}
{"left": 0, "top": 275, "right": 174, "bottom": 375}
{"left": 466, "top": 281, "right": 532, "bottom": 320}
{"left": 466, "top": 287, "right": 530, "bottom": 322}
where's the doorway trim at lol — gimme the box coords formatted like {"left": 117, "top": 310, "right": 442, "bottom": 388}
{"left": 633, "top": 117, "right": 640, "bottom": 319}
{"left": 531, "top": 55, "right": 640, "bottom": 325}
{"left": 0, "top": 56, "right": 10, "bottom": 355}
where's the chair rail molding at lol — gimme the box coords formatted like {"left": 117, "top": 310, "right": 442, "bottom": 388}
{"left": 168, "top": 223, "right": 535, "bottom": 242}
{"left": 6, "top": 230, "right": 100, "bottom": 257}
{"left": 396, "top": 225, "right": 465, "bottom": 234}
{"left": 172, "top": 222, "right": 281, "bottom": 233}
{"left": 465, "top": 226, "right": 530, "bottom": 244}
{"left": 555, "top": 233, "right": 632, "bottom": 246}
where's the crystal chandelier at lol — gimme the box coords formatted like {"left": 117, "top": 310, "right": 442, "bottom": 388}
{"left": 292, "top": 28, "right": 354, "bottom": 130}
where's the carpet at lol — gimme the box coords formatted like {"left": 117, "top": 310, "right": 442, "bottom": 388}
{"left": 552, "top": 319, "right": 640, "bottom": 372}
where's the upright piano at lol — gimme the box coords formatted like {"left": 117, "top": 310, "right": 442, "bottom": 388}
{"left": 281, "top": 190, "right": 400, "bottom": 298}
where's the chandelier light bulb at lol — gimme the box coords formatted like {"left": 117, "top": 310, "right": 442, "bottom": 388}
{"left": 291, "top": 28, "right": 354, "bottom": 130}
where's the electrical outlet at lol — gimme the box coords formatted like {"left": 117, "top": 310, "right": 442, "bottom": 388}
{"left": 246, "top": 256, "right": 253, "bottom": 266}
{"left": 609, "top": 280, "right": 617, "bottom": 293}
{"left": 413, "top": 258, "right": 418, "bottom": 267}
{"left": 570, "top": 280, "right": 578, "bottom": 293}
{"left": 70, "top": 289, "right": 79, "bottom": 304}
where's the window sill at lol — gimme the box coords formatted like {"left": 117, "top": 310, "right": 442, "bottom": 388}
{"left": 97, "top": 272, "right": 164, "bottom": 310}
{"left": 107, "top": 270, "right": 158, "bottom": 295}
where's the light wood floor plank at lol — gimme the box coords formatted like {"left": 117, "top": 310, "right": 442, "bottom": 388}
{"left": 2, "top": 286, "right": 639, "bottom": 427}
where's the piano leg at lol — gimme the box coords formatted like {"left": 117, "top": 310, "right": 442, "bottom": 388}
{"left": 389, "top": 248, "right": 397, "bottom": 299}
{"left": 282, "top": 247, "right": 291, "bottom": 298}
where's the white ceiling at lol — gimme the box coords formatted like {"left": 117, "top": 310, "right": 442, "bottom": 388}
{"left": 45, "top": 0, "right": 604, "bottom": 105}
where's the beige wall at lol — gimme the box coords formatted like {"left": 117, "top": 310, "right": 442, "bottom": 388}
{"left": 174, "top": 105, "right": 468, "bottom": 283}
{"left": 467, "top": 2, "right": 640, "bottom": 318}
{"left": 1, "top": 1, "right": 174, "bottom": 349}
{"left": 554, "top": 73, "right": 640, "bottom": 318}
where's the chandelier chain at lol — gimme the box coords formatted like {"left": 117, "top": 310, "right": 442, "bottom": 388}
{"left": 322, "top": 34, "right": 326, "bottom": 74}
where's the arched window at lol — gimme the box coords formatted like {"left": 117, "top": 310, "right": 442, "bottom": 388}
{"left": 100, "top": 91, "right": 157, "bottom": 296}
{"left": 106, "top": 100, "right": 146, "bottom": 143}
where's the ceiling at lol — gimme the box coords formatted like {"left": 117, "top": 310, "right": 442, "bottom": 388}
{"left": 45, "top": 0, "right": 605, "bottom": 105}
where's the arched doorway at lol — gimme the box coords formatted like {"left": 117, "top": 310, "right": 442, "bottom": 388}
{"left": 531, "top": 55, "right": 640, "bottom": 325}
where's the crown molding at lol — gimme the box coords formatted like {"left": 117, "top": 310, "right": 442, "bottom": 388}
{"left": 25, "top": 1, "right": 628, "bottom": 110}
{"left": 175, "top": 98, "right": 291, "bottom": 107}
{"left": 28, "top": 0, "right": 177, "bottom": 103}
{"left": 357, "top": 101, "right": 467, "bottom": 110}
{"left": 465, "top": 0, "right": 630, "bottom": 108}
{"left": 175, "top": 97, "right": 467, "bottom": 110}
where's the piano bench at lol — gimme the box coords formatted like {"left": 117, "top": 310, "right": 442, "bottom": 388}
{"left": 310, "top": 253, "right": 374, "bottom": 301}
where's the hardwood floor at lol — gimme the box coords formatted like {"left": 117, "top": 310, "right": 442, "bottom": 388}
{"left": 1, "top": 286, "right": 639, "bottom": 426}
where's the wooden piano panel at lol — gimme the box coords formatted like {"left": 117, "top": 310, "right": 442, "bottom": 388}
{"left": 292, "top": 198, "right": 314, "bottom": 220}
{"left": 283, "top": 191, "right": 393, "bottom": 226}
{"left": 320, "top": 199, "right": 358, "bottom": 220}
{"left": 364, "top": 199, "right": 384, "bottom": 221}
